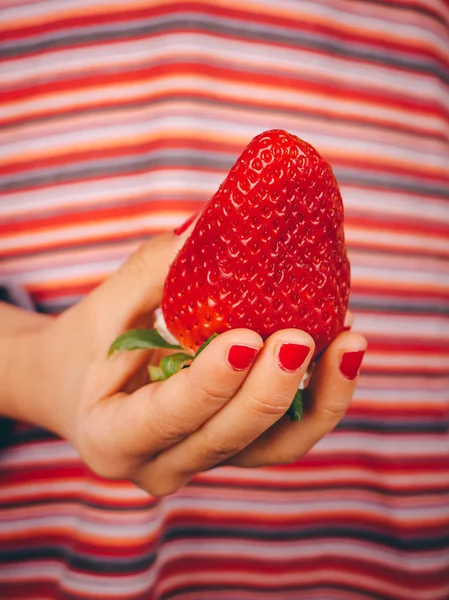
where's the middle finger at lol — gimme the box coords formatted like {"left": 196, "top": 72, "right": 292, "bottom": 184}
{"left": 139, "top": 328, "right": 314, "bottom": 488}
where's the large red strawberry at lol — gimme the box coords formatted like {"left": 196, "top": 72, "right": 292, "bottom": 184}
{"left": 161, "top": 129, "right": 349, "bottom": 357}
{"left": 110, "top": 129, "right": 350, "bottom": 419}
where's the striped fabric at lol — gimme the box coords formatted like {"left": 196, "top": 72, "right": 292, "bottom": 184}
{"left": 1, "top": 0, "right": 449, "bottom": 598}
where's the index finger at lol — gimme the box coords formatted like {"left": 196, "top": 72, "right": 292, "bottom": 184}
{"left": 106, "top": 328, "right": 263, "bottom": 460}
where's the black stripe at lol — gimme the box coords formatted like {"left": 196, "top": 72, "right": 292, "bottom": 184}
{"left": 2, "top": 479, "right": 448, "bottom": 512}
{"left": 1, "top": 523, "right": 448, "bottom": 570}
{"left": 1, "top": 13, "right": 448, "bottom": 85}
{"left": 161, "top": 582, "right": 404, "bottom": 600}
{"left": 362, "top": 0, "right": 449, "bottom": 31}
{"left": 2, "top": 95, "right": 447, "bottom": 149}
{"left": 336, "top": 418, "right": 449, "bottom": 434}
{"left": 1, "top": 151, "right": 447, "bottom": 199}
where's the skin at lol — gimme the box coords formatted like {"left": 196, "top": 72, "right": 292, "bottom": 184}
{"left": 0, "top": 221, "right": 367, "bottom": 497}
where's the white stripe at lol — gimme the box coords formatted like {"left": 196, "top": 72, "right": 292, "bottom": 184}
{"left": 0, "top": 169, "right": 215, "bottom": 214}
{"left": 0, "top": 213, "right": 180, "bottom": 251}
{"left": 346, "top": 225, "right": 449, "bottom": 253}
{"left": 356, "top": 313, "right": 448, "bottom": 338}
{"left": 1, "top": 75, "right": 446, "bottom": 134}
{"left": 2, "top": 32, "right": 449, "bottom": 113}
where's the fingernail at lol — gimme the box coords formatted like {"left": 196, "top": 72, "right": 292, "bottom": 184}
{"left": 277, "top": 343, "right": 310, "bottom": 372}
{"left": 339, "top": 350, "right": 365, "bottom": 380}
{"left": 343, "top": 325, "right": 351, "bottom": 332}
{"left": 174, "top": 213, "right": 198, "bottom": 236}
{"left": 227, "top": 345, "right": 259, "bottom": 371}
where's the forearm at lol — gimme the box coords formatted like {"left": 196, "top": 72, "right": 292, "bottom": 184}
{"left": 0, "top": 302, "right": 56, "bottom": 430}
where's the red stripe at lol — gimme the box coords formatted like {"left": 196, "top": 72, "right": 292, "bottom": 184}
{"left": 3, "top": 2, "right": 448, "bottom": 72}
{"left": 4, "top": 62, "right": 448, "bottom": 126}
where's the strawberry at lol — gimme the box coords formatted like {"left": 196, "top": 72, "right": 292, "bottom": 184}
{"left": 110, "top": 129, "right": 350, "bottom": 419}
{"left": 162, "top": 129, "right": 349, "bottom": 357}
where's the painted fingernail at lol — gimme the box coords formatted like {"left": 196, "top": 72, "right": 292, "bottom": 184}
{"left": 227, "top": 345, "right": 259, "bottom": 371}
{"left": 174, "top": 213, "right": 198, "bottom": 236}
{"left": 277, "top": 343, "right": 310, "bottom": 372}
{"left": 339, "top": 350, "right": 365, "bottom": 380}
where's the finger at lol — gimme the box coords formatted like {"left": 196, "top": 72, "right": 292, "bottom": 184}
{"left": 229, "top": 330, "right": 367, "bottom": 468}
{"left": 137, "top": 329, "right": 314, "bottom": 494}
{"left": 99, "top": 328, "right": 263, "bottom": 463}
{"left": 88, "top": 234, "right": 184, "bottom": 343}
{"left": 57, "top": 233, "right": 185, "bottom": 402}
{"left": 66, "top": 215, "right": 200, "bottom": 394}
{"left": 109, "top": 213, "right": 200, "bottom": 319}
{"left": 82, "top": 214, "right": 200, "bottom": 351}
{"left": 344, "top": 309, "right": 354, "bottom": 329}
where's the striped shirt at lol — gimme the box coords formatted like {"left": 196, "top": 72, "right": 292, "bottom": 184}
{"left": 1, "top": 1, "right": 449, "bottom": 598}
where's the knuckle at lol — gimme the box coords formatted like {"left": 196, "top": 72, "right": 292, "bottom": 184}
{"left": 271, "top": 452, "right": 300, "bottom": 467}
{"left": 202, "top": 429, "right": 241, "bottom": 463}
{"left": 315, "top": 397, "right": 350, "bottom": 421}
{"left": 246, "top": 390, "right": 291, "bottom": 418}
{"left": 77, "top": 404, "right": 140, "bottom": 481}
{"left": 145, "top": 414, "right": 186, "bottom": 449}
{"left": 133, "top": 463, "right": 190, "bottom": 498}
{"left": 277, "top": 444, "right": 310, "bottom": 466}
{"left": 267, "top": 441, "right": 314, "bottom": 468}
{"left": 190, "top": 378, "right": 232, "bottom": 409}
{"left": 125, "top": 244, "right": 154, "bottom": 283}
{"left": 88, "top": 457, "right": 125, "bottom": 480}
{"left": 138, "top": 477, "right": 183, "bottom": 498}
{"left": 79, "top": 429, "right": 127, "bottom": 480}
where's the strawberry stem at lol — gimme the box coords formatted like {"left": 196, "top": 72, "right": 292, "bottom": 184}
{"left": 148, "top": 365, "right": 164, "bottom": 381}
{"left": 108, "top": 329, "right": 183, "bottom": 355}
{"left": 159, "top": 352, "right": 193, "bottom": 380}
{"left": 110, "top": 329, "right": 303, "bottom": 420}
{"left": 194, "top": 333, "right": 219, "bottom": 358}
{"left": 287, "top": 389, "right": 303, "bottom": 421}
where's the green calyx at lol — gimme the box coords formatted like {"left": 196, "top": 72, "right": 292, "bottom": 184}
{"left": 148, "top": 353, "right": 193, "bottom": 381}
{"left": 286, "top": 388, "right": 304, "bottom": 421}
{"left": 108, "top": 329, "right": 183, "bottom": 356}
{"left": 108, "top": 329, "right": 303, "bottom": 420}
{"left": 108, "top": 330, "right": 219, "bottom": 382}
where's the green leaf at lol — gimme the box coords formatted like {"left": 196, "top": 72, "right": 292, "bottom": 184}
{"left": 194, "top": 333, "right": 219, "bottom": 358}
{"left": 108, "top": 329, "right": 183, "bottom": 356}
{"left": 160, "top": 352, "right": 193, "bottom": 379}
{"left": 148, "top": 365, "right": 165, "bottom": 382}
{"left": 286, "top": 388, "right": 303, "bottom": 421}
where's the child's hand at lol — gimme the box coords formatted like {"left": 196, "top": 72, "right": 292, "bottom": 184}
{"left": 4, "top": 228, "right": 366, "bottom": 496}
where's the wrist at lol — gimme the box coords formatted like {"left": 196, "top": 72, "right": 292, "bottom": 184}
{"left": 1, "top": 316, "right": 69, "bottom": 439}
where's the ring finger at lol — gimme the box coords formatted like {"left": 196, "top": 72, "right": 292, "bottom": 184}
{"left": 136, "top": 329, "right": 315, "bottom": 493}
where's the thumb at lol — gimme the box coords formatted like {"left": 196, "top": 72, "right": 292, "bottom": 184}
{"left": 111, "top": 232, "right": 182, "bottom": 315}
{"left": 84, "top": 217, "right": 198, "bottom": 347}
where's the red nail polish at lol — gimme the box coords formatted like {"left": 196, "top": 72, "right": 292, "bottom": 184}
{"left": 339, "top": 350, "right": 365, "bottom": 380}
{"left": 227, "top": 345, "right": 259, "bottom": 371}
{"left": 277, "top": 343, "right": 310, "bottom": 372}
{"left": 174, "top": 213, "right": 198, "bottom": 236}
